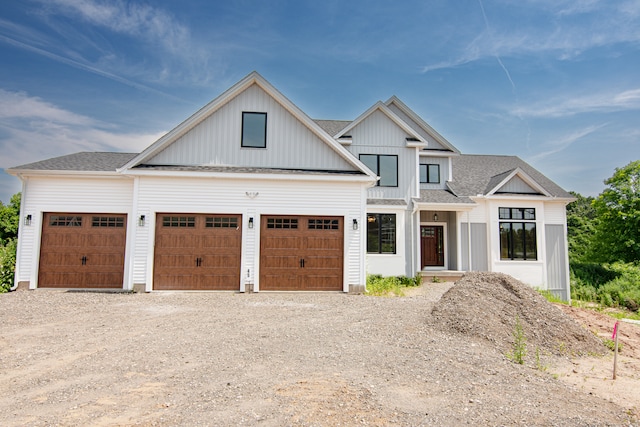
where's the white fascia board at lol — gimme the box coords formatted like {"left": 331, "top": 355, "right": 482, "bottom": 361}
{"left": 412, "top": 202, "right": 476, "bottom": 212}
{"left": 334, "top": 101, "right": 427, "bottom": 145}
{"left": 419, "top": 151, "right": 460, "bottom": 158}
{"left": 120, "top": 168, "right": 377, "bottom": 184}
{"left": 481, "top": 194, "right": 575, "bottom": 203}
{"left": 385, "top": 96, "right": 460, "bottom": 154}
{"left": 485, "top": 167, "right": 552, "bottom": 197}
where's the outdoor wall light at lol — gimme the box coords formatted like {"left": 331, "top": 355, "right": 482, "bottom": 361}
{"left": 248, "top": 217, "right": 254, "bottom": 229}
{"left": 353, "top": 218, "right": 358, "bottom": 230}
{"left": 138, "top": 215, "right": 146, "bottom": 227}
{"left": 24, "top": 214, "right": 32, "bottom": 226}
{"left": 433, "top": 213, "right": 439, "bottom": 221}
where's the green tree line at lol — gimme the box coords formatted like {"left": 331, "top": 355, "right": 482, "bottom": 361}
{"left": 0, "top": 192, "right": 20, "bottom": 291}
{"left": 568, "top": 160, "right": 640, "bottom": 311}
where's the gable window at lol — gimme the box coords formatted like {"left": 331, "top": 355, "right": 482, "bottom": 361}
{"left": 499, "top": 208, "right": 536, "bottom": 260}
{"left": 359, "top": 154, "right": 398, "bottom": 187}
{"left": 241, "top": 112, "right": 267, "bottom": 148}
{"left": 420, "top": 164, "right": 440, "bottom": 184}
{"left": 367, "top": 213, "right": 396, "bottom": 254}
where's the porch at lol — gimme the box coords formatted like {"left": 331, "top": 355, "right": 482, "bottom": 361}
{"left": 420, "top": 270, "right": 465, "bottom": 283}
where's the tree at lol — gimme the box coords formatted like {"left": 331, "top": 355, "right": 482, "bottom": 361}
{"left": 566, "top": 191, "right": 596, "bottom": 261}
{"left": 591, "top": 160, "right": 640, "bottom": 263}
{"left": 0, "top": 192, "right": 21, "bottom": 292}
{"left": 0, "top": 192, "right": 21, "bottom": 243}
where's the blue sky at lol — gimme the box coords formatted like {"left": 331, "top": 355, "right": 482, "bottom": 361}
{"left": 1, "top": 0, "right": 639, "bottom": 203}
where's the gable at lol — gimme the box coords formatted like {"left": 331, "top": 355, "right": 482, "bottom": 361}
{"left": 495, "top": 174, "right": 542, "bottom": 194}
{"left": 386, "top": 103, "right": 449, "bottom": 151}
{"left": 349, "top": 109, "right": 418, "bottom": 148}
{"left": 385, "top": 97, "right": 460, "bottom": 154}
{"left": 144, "top": 83, "right": 356, "bottom": 171}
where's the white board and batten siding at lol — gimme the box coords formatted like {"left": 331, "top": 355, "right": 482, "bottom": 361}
{"left": 419, "top": 156, "right": 449, "bottom": 190}
{"left": 133, "top": 176, "right": 367, "bottom": 292}
{"left": 386, "top": 103, "right": 449, "bottom": 151}
{"left": 347, "top": 109, "right": 416, "bottom": 201}
{"left": 17, "top": 176, "right": 134, "bottom": 287}
{"left": 146, "top": 84, "right": 354, "bottom": 172}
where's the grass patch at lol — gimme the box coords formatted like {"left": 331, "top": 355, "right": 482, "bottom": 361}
{"left": 537, "top": 289, "right": 568, "bottom": 304}
{"left": 366, "top": 273, "right": 422, "bottom": 297}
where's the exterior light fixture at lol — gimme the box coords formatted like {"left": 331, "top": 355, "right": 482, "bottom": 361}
{"left": 353, "top": 218, "right": 358, "bottom": 230}
{"left": 24, "top": 214, "right": 32, "bottom": 226}
{"left": 248, "top": 217, "right": 254, "bottom": 229}
{"left": 138, "top": 215, "right": 146, "bottom": 227}
{"left": 433, "top": 213, "right": 438, "bottom": 221}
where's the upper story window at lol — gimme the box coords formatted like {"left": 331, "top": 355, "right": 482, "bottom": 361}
{"left": 420, "top": 164, "right": 440, "bottom": 184}
{"left": 241, "top": 112, "right": 267, "bottom": 148}
{"left": 359, "top": 154, "right": 398, "bottom": 187}
{"left": 499, "top": 208, "right": 537, "bottom": 260}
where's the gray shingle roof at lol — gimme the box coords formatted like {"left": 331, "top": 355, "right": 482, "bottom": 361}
{"left": 449, "top": 155, "right": 572, "bottom": 198}
{"left": 367, "top": 198, "right": 407, "bottom": 206}
{"left": 413, "top": 190, "right": 474, "bottom": 204}
{"left": 8, "top": 152, "right": 138, "bottom": 172}
{"left": 313, "top": 120, "right": 351, "bottom": 136}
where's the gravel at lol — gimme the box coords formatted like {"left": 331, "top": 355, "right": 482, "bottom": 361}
{"left": 0, "top": 274, "right": 637, "bottom": 426}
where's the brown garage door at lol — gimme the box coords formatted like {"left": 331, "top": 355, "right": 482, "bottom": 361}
{"left": 38, "top": 213, "right": 127, "bottom": 288}
{"left": 153, "top": 214, "right": 242, "bottom": 290}
{"left": 260, "top": 216, "right": 343, "bottom": 291}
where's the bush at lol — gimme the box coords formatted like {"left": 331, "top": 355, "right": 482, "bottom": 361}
{"left": 366, "top": 273, "right": 422, "bottom": 296}
{"left": 571, "top": 262, "right": 640, "bottom": 312}
{"left": 0, "top": 238, "right": 17, "bottom": 292}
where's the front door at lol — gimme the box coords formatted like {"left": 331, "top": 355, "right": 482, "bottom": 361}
{"left": 421, "top": 225, "right": 444, "bottom": 268}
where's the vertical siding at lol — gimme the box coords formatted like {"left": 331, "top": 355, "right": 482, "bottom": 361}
{"left": 134, "top": 176, "right": 366, "bottom": 290}
{"left": 419, "top": 156, "right": 449, "bottom": 190}
{"left": 460, "top": 222, "right": 487, "bottom": 271}
{"left": 17, "top": 176, "right": 134, "bottom": 284}
{"left": 147, "top": 84, "right": 355, "bottom": 171}
{"left": 347, "top": 110, "right": 416, "bottom": 201}
{"left": 460, "top": 222, "right": 469, "bottom": 271}
{"left": 546, "top": 224, "right": 570, "bottom": 301}
{"left": 471, "top": 223, "right": 488, "bottom": 271}
{"left": 497, "top": 176, "right": 537, "bottom": 194}
{"left": 386, "top": 103, "right": 449, "bottom": 150}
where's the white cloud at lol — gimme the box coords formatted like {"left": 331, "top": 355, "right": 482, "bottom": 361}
{"left": 511, "top": 88, "right": 640, "bottom": 118}
{"left": 44, "top": 0, "right": 190, "bottom": 54}
{"left": 0, "top": 89, "right": 163, "bottom": 168}
{"left": 421, "top": 0, "right": 640, "bottom": 73}
{"left": 529, "top": 123, "right": 607, "bottom": 162}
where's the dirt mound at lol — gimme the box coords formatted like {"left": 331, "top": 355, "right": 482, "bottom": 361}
{"left": 429, "top": 272, "right": 606, "bottom": 356}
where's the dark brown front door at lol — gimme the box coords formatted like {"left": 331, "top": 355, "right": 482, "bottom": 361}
{"left": 260, "top": 216, "right": 343, "bottom": 291}
{"left": 38, "top": 213, "right": 127, "bottom": 288}
{"left": 421, "top": 225, "right": 444, "bottom": 268}
{"left": 153, "top": 214, "right": 242, "bottom": 290}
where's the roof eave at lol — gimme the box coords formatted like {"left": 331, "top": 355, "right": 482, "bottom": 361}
{"left": 120, "top": 168, "right": 377, "bottom": 184}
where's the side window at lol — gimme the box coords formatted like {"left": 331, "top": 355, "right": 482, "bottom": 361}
{"left": 241, "top": 112, "right": 267, "bottom": 148}
{"left": 367, "top": 213, "right": 396, "bottom": 254}
{"left": 420, "top": 164, "right": 440, "bottom": 184}
{"left": 499, "top": 208, "right": 536, "bottom": 260}
{"left": 359, "top": 154, "right": 398, "bottom": 187}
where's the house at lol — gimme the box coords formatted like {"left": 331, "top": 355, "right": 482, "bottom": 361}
{"left": 7, "top": 72, "right": 574, "bottom": 299}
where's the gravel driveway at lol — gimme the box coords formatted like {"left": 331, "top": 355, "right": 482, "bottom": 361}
{"left": 0, "top": 284, "right": 636, "bottom": 426}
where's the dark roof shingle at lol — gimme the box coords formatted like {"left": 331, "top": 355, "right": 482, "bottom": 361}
{"left": 8, "top": 152, "right": 138, "bottom": 172}
{"left": 449, "top": 155, "right": 572, "bottom": 198}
